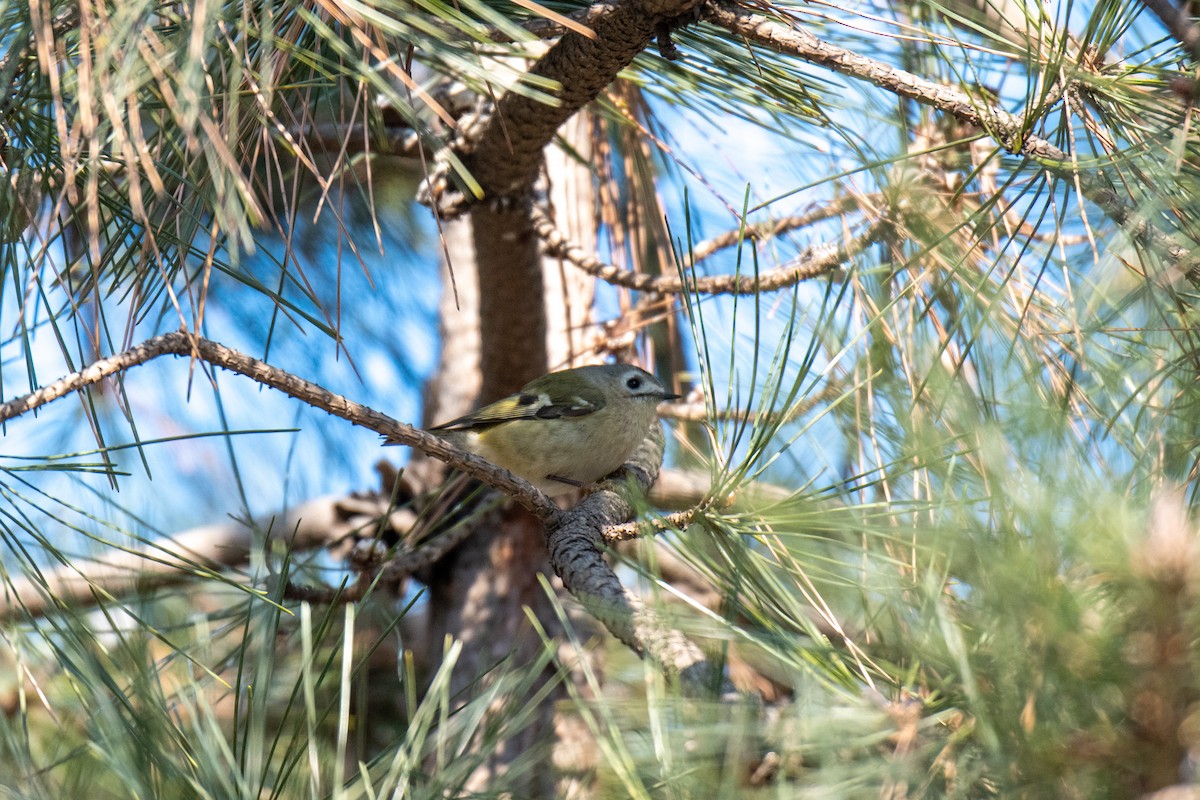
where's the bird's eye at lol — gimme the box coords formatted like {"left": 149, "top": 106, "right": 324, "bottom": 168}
{"left": 626, "top": 376, "right": 643, "bottom": 391}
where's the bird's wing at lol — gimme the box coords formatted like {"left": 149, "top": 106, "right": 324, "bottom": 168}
{"left": 430, "top": 390, "right": 606, "bottom": 431}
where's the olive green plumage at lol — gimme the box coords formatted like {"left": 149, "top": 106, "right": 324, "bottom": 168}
{"left": 430, "top": 364, "right": 679, "bottom": 495}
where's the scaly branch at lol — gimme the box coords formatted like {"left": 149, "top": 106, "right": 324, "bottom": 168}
{"left": 534, "top": 203, "right": 886, "bottom": 294}
{"left": 424, "top": 0, "right": 706, "bottom": 213}
{"left": 547, "top": 425, "right": 723, "bottom": 690}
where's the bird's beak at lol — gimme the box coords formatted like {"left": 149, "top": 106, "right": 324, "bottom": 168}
{"left": 659, "top": 392, "right": 683, "bottom": 401}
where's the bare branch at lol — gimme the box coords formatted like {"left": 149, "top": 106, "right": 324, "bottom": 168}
{"left": 0, "top": 494, "right": 380, "bottom": 619}
{"left": 0, "top": 331, "right": 561, "bottom": 521}
{"left": 703, "top": 0, "right": 1200, "bottom": 282}
{"left": 690, "top": 195, "right": 871, "bottom": 262}
{"left": 534, "top": 204, "right": 884, "bottom": 294}
{"left": 0, "top": 488, "right": 492, "bottom": 619}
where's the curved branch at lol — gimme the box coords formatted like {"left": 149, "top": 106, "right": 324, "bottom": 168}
{"left": 690, "top": 195, "right": 871, "bottom": 262}
{"left": 425, "top": 0, "right": 705, "bottom": 212}
{"left": 8, "top": 334, "right": 713, "bottom": 683}
{"left": 703, "top": 0, "right": 1199, "bottom": 281}
{"left": 534, "top": 204, "right": 884, "bottom": 294}
{"left": 0, "top": 331, "right": 561, "bottom": 522}
{"left": 702, "top": 2, "right": 1063, "bottom": 159}
{"left": 547, "top": 425, "right": 723, "bottom": 690}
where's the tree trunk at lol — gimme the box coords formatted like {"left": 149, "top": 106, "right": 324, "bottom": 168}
{"left": 418, "top": 112, "right": 602, "bottom": 796}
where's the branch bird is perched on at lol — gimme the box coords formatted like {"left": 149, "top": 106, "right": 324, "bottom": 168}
{"left": 428, "top": 365, "right": 680, "bottom": 496}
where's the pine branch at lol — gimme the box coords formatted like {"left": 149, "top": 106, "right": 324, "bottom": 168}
{"left": 423, "top": 0, "right": 706, "bottom": 213}
{"left": 547, "top": 425, "right": 725, "bottom": 690}
{"left": 703, "top": 0, "right": 1200, "bottom": 283}
{"left": 0, "top": 494, "right": 404, "bottom": 619}
{"left": 702, "top": 2, "right": 1062, "bottom": 159}
{"left": 0, "top": 331, "right": 559, "bottom": 519}
{"left": 602, "top": 509, "right": 699, "bottom": 542}
{"left": 690, "top": 195, "right": 871, "bottom": 262}
{"left": 534, "top": 203, "right": 883, "bottom": 293}
{"left": 3, "top": 333, "right": 709, "bottom": 687}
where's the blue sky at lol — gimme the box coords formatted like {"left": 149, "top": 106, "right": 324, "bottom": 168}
{"left": 0, "top": 1, "right": 1183, "bottom": 567}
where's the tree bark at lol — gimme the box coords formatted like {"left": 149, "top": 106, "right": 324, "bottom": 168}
{"left": 419, "top": 107, "right": 605, "bottom": 795}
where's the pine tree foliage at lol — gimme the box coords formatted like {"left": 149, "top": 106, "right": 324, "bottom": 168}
{"left": 2, "top": 0, "right": 1200, "bottom": 796}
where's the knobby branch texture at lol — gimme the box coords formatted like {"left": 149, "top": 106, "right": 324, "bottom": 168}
{"left": 547, "top": 425, "right": 720, "bottom": 689}
{"left": 689, "top": 195, "right": 871, "bottom": 262}
{"left": 702, "top": 0, "right": 1199, "bottom": 281}
{"left": 533, "top": 204, "right": 885, "bottom": 293}
{"left": 601, "top": 509, "right": 698, "bottom": 542}
{"left": 0, "top": 331, "right": 559, "bottom": 521}
{"left": 430, "top": 0, "right": 705, "bottom": 211}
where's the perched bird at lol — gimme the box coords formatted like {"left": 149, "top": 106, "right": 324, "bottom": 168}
{"left": 428, "top": 364, "right": 680, "bottom": 496}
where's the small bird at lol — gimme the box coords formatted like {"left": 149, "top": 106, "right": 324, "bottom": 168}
{"left": 428, "top": 364, "right": 681, "bottom": 496}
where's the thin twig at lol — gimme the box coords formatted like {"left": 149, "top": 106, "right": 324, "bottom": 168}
{"left": 703, "top": 0, "right": 1199, "bottom": 282}
{"left": 690, "top": 195, "right": 871, "bottom": 262}
{"left": 534, "top": 204, "right": 883, "bottom": 294}
{"left": 0, "top": 330, "right": 562, "bottom": 522}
